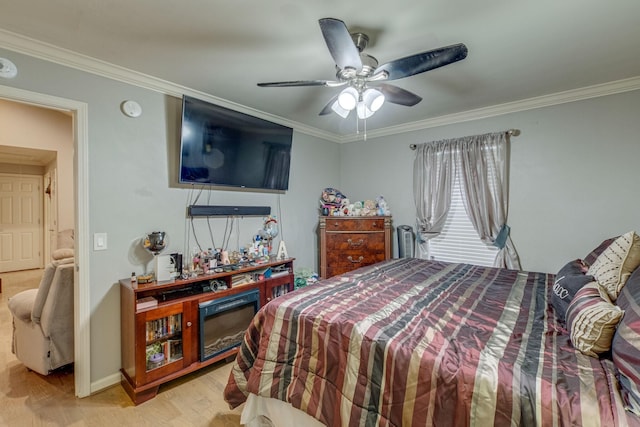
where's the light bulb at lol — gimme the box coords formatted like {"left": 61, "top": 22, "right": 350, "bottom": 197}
{"left": 337, "top": 87, "right": 358, "bottom": 111}
{"left": 331, "top": 100, "right": 350, "bottom": 118}
{"left": 362, "top": 88, "right": 385, "bottom": 112}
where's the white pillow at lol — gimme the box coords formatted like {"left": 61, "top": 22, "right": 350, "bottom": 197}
{"left": 587, "top": 231, "right": 640, "bottom": 301}
{"left": 567, "top": 282, "right": 623, "bottom": 357}
{"left": 52, "top": 248, "right": 74, "bottom": 260}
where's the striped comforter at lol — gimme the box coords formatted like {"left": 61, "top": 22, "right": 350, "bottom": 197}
{"left": 224, "top": 258, "right": 634, "bottom": 426}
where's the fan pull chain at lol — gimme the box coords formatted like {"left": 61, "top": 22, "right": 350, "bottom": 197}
{"left": 363, "top": 117, "right": 367, "bottom": 141}
{"left": 354, "top": 116, "right": 368, "bottom": 140}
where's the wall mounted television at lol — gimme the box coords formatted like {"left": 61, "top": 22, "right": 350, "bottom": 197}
{"left": 179, "top": 95, "right": 293, "bottom": 191}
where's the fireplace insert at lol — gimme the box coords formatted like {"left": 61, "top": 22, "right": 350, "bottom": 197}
{"left": 198, "top": 289, "right": 260, "bottom": 362}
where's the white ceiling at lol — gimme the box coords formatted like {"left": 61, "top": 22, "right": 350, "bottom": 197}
{"left": 1, "top": 1, "right": 639, "bottom": 139}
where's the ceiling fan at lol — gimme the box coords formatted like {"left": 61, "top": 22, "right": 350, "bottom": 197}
{"left": 257, "top": 18, "right": 468, "bottom": 119}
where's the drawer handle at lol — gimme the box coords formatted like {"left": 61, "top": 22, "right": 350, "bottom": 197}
{"left": 347, "top": 238, "right": 364, "bottom": 247}
{"left": 347, "top": 256, "right": 364, "bottom": 264}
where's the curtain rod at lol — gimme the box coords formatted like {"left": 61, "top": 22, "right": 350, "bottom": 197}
{"left": 409, "top": 129, "right": 520, "bottom": 150}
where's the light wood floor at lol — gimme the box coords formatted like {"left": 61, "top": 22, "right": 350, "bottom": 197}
{"left": 0, "top": 269, "right": 244, "bottom": 426}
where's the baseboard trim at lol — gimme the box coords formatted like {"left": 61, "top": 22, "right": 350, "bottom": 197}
{"left": 90, "top": 372, "right": 122, "bottom": 395}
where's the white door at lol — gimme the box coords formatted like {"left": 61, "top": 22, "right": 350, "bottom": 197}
{"left": 0, "top": 173, "right": 43, "bottom": 272}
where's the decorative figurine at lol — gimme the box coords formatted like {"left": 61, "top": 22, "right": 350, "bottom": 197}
{"left": 376, "top": 195, "right": 391, "bottom": 216}
{"left": 260, "top": 215, "right": 279, "bottom": 255}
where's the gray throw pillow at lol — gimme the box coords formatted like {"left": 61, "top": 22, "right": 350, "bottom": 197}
{"left": 552, "top": 259, "right": 595, "bottom": 324}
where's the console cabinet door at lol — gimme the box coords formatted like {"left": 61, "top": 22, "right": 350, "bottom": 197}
{"left": 136, "top": 302, "right": 193, "bottom": 385}
{"left": 263, "top": 275, "right": 293, "bottom": 306}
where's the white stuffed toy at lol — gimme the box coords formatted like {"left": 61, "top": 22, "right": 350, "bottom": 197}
{"left": 376, "top": 196, "right": 391, "bottom": 216}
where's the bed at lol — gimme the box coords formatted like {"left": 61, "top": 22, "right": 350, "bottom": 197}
{"left": 224, "top": 235, "right": 640, "bottom": 426}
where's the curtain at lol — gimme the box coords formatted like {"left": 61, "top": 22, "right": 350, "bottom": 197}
{"left": 413, "top": 132, "right": 520, "bottom": 269}
{"left": 457, "top": 132, "right": 520, "bottom": 269}
{"left": 412, "top": 141, "right": 456, "bottom": 251}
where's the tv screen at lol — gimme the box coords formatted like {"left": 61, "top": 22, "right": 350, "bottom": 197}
{"left": 179, "top": 95, "right": 293, "bottom": 191}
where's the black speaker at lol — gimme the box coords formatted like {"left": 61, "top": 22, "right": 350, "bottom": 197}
{"left": 188, "top": 205, "right": 271, "bottom": 217}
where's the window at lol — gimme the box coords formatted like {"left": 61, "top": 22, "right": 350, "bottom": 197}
{"left": 426, "top": 173, "right": 498, "bottom": 266}
{"left": 413, "top": 131, "right": 518, "bottom": 269}
{"left": 420, "top": 142, "right": 499, "bottom": 267}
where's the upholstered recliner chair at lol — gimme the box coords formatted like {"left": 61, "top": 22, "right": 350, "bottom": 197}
{"left": 7, "top": 254, "right": 75, "bottom": 375}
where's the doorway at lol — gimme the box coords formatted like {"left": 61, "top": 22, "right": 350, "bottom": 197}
{"left": 0, "top": 144, "right": 59, "bottom": 271}
{"left": 0, "top": 85, "right": 90, "bottom": 398}
{"left": 0, "top": 173, "right": 44, "bottom": 272}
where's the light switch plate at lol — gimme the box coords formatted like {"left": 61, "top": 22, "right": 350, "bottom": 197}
{"left": 94, "top": 233, "right": 108, "bottom": 251}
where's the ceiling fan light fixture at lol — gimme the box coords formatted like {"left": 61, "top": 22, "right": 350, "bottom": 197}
{"left": 362, "top": 88, "right": 385, "bottom": 112}
{"left": 337, "top": 87, "right": 358, "bottom": 110}
{"left": 331, "top": 100, "right": 350, "bottom": 118}
{"left": 356, "top": 102, "right": 374, "bottom": 119}
{"left": 257, "top": 18, "right": 468, "bottom": 132}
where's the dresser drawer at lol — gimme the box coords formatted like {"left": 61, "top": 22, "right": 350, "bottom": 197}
{"left": 325, "top": 251, "right": 386, "bottom": 268}
{"left": 325, "top": 252, "right": 386, "bottom": 277}
{"left": 324, "top": 218, "right": 385, "bottom": 232}
{"left": 325, "top": 233, "right": 385, "bottom": 253}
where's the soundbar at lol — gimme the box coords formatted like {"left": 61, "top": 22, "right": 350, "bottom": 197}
{"left": 188, "top": 205, "right": 271, "bottom": 217}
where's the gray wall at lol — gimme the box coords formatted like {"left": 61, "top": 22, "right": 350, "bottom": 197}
{"left": 0, "top": 47, "right": 340, "bottom": 386}
{"left": 340, "top": 89, "right": 640, "bottom": 273}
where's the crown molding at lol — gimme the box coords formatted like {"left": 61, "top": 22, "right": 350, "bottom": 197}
{"left": 339, "top": 76, "right": 640, "bottom": 143}
{"left": 2, "top": 28, "right": 639, "bottom": 145}
{"left": 0, "top": 28, "right": 340, "bottom": 142}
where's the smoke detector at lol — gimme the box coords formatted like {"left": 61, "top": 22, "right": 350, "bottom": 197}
{"left": 0, "top": 58, "right": 17, "bottom": 79}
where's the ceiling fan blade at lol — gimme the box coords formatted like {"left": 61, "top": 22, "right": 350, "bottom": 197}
{"left": 258, "top": 80, "right": 337, "bottom": 87}
{"left": 378, "top": 84, "right": 423, "bottom": 106}
{"left": 319, "top": 94, "right": 339, "bottom": 116}
{"left": 319, "top": 18, "right": 363, "bottom": 71}
{"left": 374, "top": 43, "right": 468, "bottom": 81}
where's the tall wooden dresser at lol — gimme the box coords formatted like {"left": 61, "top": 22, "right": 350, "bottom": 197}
{"left": 319, "top": 216, "right": 392, "bottom": 279}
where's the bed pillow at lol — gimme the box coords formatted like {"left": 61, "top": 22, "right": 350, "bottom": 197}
{"left": 612, "top": 267, "right": 640, "bottom": 415}
{"left": 584, "top": 236, "right": 617, "bottom": 266}
{"left": 551, "top": 259, "right": 595, "bottom": 324}
{"left": 587, "top": 231, "right": 640, "bottom": 302}
{"left": 566, "top": 282, "right": 623, "bottom": 357}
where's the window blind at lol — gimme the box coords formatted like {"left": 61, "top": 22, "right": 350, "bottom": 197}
{"left": 427, "top": 166, "right": 498, "bottom": 267}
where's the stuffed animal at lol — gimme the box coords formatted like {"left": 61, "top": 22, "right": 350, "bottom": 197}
{"left": 352, "top": 201, "right": 363, "bottom": 216}
{"left": 376, "top": 195, "right": 391, "bottom": 216}
{"left": 340, "top": 198, "right": 351, "bottom": 216}
{"left": 363, "top": 199, "right": 376, "bottom": 216}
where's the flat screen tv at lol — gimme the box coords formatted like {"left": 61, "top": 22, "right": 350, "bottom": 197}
{"left": 179, "top": 95, "right": 293, "bottom": 191}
